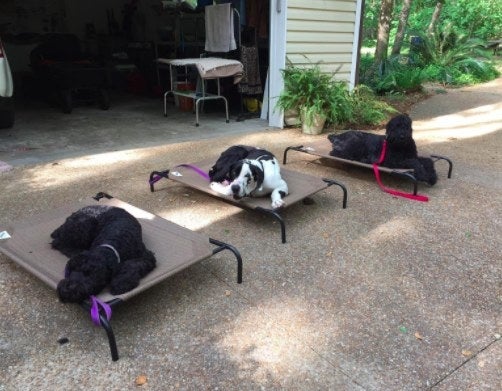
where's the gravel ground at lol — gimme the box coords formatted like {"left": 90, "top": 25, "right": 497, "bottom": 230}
{"left": 0, "top": 78, "right": 501, "bottom": 390}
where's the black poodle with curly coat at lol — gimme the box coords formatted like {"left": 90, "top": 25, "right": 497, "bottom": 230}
{"left": 327, "top": 114, "right": 437, "bottom": 185}
{"left": 51, "top": 205, "right": 156, "bottom": 303}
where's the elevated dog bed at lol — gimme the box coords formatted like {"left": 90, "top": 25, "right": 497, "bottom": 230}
{"left": 149, "top": 158, "right": 348, "bottom": 244}
{"left": 283, "top": 141, "right": 453, "bottom": 195}
{"left": 0, "top": 193, "right": 242, "bottom": 361}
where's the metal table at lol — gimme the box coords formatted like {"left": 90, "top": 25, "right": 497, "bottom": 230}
{"left": 157, "top": 57, "right": 243, "bottom": 126}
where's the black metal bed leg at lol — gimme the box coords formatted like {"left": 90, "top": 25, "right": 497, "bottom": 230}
{"left": 392, "top": 172, "right": 418, "bottom": 195}
{"left": 81, "top": 301, "right": 120, "bottom": 361}
{"left": 323, "top": 179, "right": 348, "bottom": 209}
{"left": 256, "top": 208, "right": 286, "bottom": 243}
{"left": 404, "top": 173, "right": 418, "bottom": 195}
{"left": 283, "top": 145, "right": 303, "bottom": 164}
{"left": 431, "top": 155, "right": 453, "bottom": 178}
{"left": 148, "top": 170, "right": 170, "bottom": 192}
{"left": 209, "top": 238, "right": 243, "bottom": 283}
{"left": 99, "top": 313, "right": 119, "bottom": 361}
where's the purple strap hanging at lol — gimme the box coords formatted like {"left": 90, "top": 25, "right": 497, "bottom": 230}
{"left": 149, "top": 164, "right": 210, "bottom": 184}
{"left": 90, "top": 296, "right": 112, "bottom": 327}
{"left": 173, "top": 164, "right": 210, "bottom": 180}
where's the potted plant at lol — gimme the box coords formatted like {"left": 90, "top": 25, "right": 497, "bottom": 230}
{"left": 275, "top": 63, "right": 304, "bottom": 127}
{"left": 276, "top": 61, "right": 351, "bottom": 134}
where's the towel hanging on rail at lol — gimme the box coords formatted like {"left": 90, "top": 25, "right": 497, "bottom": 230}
{"left": 204, "top": 3, "right": 237, "bottom": 53}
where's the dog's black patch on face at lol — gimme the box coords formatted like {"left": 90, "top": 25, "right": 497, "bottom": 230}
{"left": 249, "top": 164, "right": 264, "bottom": 191}
{"left": 229, "top": 161, "right": 244, "bottom": 180}
{"left": 279, "top": 191, "right": 286, "bottom": 197}
{"left": 209, "top": 145, "right": 256, "bottom": 182}
{"left": 209, "top": 146, "right": 277, "bottom": 183}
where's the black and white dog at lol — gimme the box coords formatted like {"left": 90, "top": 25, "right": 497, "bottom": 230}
{"left": 208, "top": 145, "right": 289, "bottom": 209}
{"left": 51, "top": 205, "right": 156, "bottom": 303}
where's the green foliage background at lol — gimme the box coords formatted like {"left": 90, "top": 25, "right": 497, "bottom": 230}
{"left": 364, "top": 0, "right": 502, "bottom": 43}
{"left": 361, "top": 0, "right": 501, "bottom": 89}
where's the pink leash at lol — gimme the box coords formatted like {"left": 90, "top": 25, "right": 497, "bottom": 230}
{"left": 372, "top": 140, "right": 429, "bottom": 202}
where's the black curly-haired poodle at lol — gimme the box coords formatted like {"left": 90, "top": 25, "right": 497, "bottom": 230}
{"left": 50, "top": 205, "right": 156, "bottom": 303}
{"left": 327, "top": 114, "right": 437, "bottom": 185}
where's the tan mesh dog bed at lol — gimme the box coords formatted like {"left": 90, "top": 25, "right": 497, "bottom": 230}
{"left": 283, "top": 141, "right": 453, "bottom": 195}
{"left": 0, "top": 193, "right": 242, "bottom": 361}
{"left": 149, "top": 158, "right": 348, "bottom": 243}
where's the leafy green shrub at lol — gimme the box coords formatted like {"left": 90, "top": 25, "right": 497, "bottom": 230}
{"left": 422, "top": 57, "right": 499, "bottom": 85}
{"left": 278, "top": 60, "right": 395, "bottom": 129}
{"left": 276, "top": 63, "right": 306, "bottom": 112}
{"left": 348, "top": 85, "right": 397, "bottom": 126}
{"left": 442, "top": 0, "right": 502, "bottom": 41}
{"left": 277, "top": 61, "right": 352, "bottom": 128}
{"left": 359, "top": 54, "right": 424, "bottom": 94}
{"left": 325, "top": 80, "right": 354, "bottom": 126}
{"left": 410, "top": 24, "right": 499, "bottom": 85}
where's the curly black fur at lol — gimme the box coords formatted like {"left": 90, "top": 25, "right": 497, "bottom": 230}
{"left": 327, "top": 114, "right": 437, "bottom": 185}
{"left": 50, "top": 205, "right": 156, "bottom": 303}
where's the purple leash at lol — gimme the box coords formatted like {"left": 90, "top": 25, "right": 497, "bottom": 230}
{"left": 63, "top": 267, "right": 112, "bottom": 326}
{"left": 90, "top": 295, "right": 112, "bottom": 327}
{"left": 149, "top": 164, "right": 210, "bottom": 184}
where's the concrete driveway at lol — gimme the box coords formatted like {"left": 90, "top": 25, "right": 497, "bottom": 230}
{"left": 0, "top": 92, "right": 269, "bottom": 167}
{"left": 0, "top": 79, "right": 500, "bottom": 390}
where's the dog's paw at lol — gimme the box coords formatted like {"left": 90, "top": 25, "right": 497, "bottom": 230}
{"left": 271, "top": 198, "right": 285, "bottom": 209}
{"left": 57, "top": 275, "right": 90, "bottom": 303}
{"left": 210, "top": 181, "right": 224, "bottom": 192}
{"left": 210, "top": 181, "right": 232, "bottom": 196}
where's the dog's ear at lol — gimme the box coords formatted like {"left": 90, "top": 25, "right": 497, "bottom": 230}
{"left": 229, "top": 161, "right": 244, "bottom": 180}
{"left": 209, "top": 146, "right": 252, "bottom": 182}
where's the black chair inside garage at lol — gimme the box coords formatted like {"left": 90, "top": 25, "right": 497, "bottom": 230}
{"left": 30, "top": 33, "right": 110, "bottom": 113}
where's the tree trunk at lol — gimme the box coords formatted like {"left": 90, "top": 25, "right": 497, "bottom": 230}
{"left": 391, "top": 0, "right": 413, "bottom": 55}
{"left": 427, "top": 1, "right": 444, "bottom": 35}
{"left": 373, "top": 0, "right": 394, "bottom": 66}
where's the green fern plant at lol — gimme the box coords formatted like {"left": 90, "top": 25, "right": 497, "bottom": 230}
{"left": 410, "top": 23, "right": 499, "bottom": 84}
{"left": 348, "top": 85, "right": 397, "bottom": 126}
{"left": 276, "top": 61, "right": 351, "bottom": 128}
{"left": 359, "top": 54, "right": 424, "bottom": 94}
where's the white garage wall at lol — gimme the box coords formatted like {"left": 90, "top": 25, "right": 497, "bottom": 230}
{"left": 286, "top": 0, "right": 362, "bottom": 87}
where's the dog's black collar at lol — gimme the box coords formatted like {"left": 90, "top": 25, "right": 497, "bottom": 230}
{"left": 244, "top": 154, "right": 269, "bottom": 173}
{"left": 99, "top": 244, "right": 121, "bottom": 264}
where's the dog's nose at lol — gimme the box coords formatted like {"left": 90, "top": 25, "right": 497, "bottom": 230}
{"left": 231, "top": 184, "right": 240, "bottom": 194}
